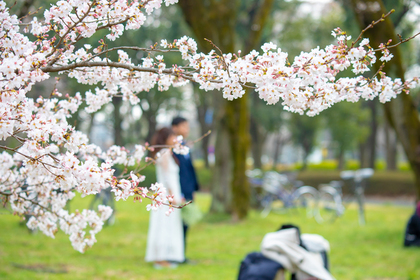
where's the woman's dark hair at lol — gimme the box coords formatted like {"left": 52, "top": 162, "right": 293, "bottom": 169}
{"left": 150, "top": 127, "right": 174, "bottom": 157}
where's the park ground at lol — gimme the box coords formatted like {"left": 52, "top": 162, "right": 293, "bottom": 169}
{"left": 0, "top": 192, "right": 419, "bottom": 280}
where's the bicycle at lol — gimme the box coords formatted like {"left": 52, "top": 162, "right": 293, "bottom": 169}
{"left": 316, "top": 168, "right": 374, "bottom": 225}
{"left": 254, "top": 171, "right": 319, "bottom": 219}
{"left": 316, "top": 180, "right": 345, "bottom": 223}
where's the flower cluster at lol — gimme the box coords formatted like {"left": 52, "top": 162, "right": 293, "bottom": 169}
{"left": 0, "top": 0, "right": 418, "bottom": 252}
{"left": 143, "top": 182, "right": 176, "bottom": 216}
{"left": 172, "top": 135, "right": 190, "bottom": 155}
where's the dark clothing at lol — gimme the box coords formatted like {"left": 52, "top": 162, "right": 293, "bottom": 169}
{"left": 238, "top": 252, "right": 284, "bottom": 280}
{"left": 404, "top": 212, "right": 420, "bottom": 247}
{"left": 173, "top": 149, "right": 199, "bottom": 260}
{"left": 183, "top": 222, "right": 188, "bottom": 253}
{"left": 173, "top": 152, "right": 199, "bottom": 201}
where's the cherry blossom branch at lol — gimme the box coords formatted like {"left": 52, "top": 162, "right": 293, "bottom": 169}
{"left": 41, "top": 61, "right": 180, "bottom": 75}
{"left": 18, "top": 6, "right": 42, "bottom": 21}
{"left": 204, "top": 38, "right": 230, "bottom": 76}
{"left": 374, "top": 31, "right": 420, "bottom": 52}
{"left": 46, "top": 1, "right": 95, "bottom": 60}
{"left": 0, "top": 145, "right": 60, "bottom": 172}
{"left": 191, "top": 130, "right": 212, "bottom": 145}
{"left": 86, "top": 46, "right": 179, "bottom": 62}
{"left": 350, "top": 9, "right": 395, "bottom": 49}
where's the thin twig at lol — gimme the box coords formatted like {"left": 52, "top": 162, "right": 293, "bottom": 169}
{"left": 351, "top": 9, "right": 395, "bottom": 49}
{"left": 374, "top": 31, "right": 420, "bottom": 52}
{"left": 204, "top": 38, "right": 230, "bottom": 76}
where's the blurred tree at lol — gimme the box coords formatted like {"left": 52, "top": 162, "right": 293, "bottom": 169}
{"left": 137, "top": 89, "right": 184, "bottom": 143}
{"left": 339, "top": 0, "right": 417, "bottom": 170}
{"left": 288, "top": 114, "right": 321, "bottom": 170}
{"left": 323, "top": 102, "right": 371, "bottom": 169}
{"left": 178, "top": 0, "right": 275, "bottom": 219}
{"left": 240, "top": 1, "right": 301, "bottom": 170}
{"left": 346, "top": 0, "right": 420, "bottom": 199}
{"left": 112, "top": 6, "right": 187, "bottom": 145}
{"left": 249, "top": 91, "right": 284, "bottom": 169}
{"left": 270, "top": 2, "right": 346, "bottom": 169}
{"left": 193, "top": 83, "right": 213, "bottom": 168}
{"left": 49, "top": 2, "right": 187, "bottom": 146}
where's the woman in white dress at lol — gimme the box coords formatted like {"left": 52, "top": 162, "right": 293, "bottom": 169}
{"left": 145, "top": 127, "right": 184, "bottom": 268}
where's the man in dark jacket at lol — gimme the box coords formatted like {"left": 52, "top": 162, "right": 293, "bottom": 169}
{"left": 171, "top": 117, "right": 200, "bottom": 263}
{"left": 404, "top": 201, "right": 420, "bottom": 247}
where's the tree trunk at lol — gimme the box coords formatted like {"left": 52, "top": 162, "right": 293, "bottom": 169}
{"left": 385, "top": 117, "right": 397, "bottom": 170}
{"left": 144, "top": 112, "right": 157, "bottom": 144}
{"left": 86, "top": 113, "right": 95, "bottom": 142}
{"left": 367, "top": 100, "right": 377, "bottom": 169}
{"left": 194, "top": 84, "right": 213, "bottom": 168}
{"left": 359, "top": 142, "right": 368, "bottom": 168}
{"left": 349, "top": 0, "right": 420, "bottom": 200}
{"left": 338, "top": 148, "right": 345, "bottom": 170}
{"left": 226, "top": 93, "right": 250, "bottom": 220}
{"left": 273, "top": 132, "right": 289, "bottom": 166}
{"left": 250, "top": 116, "right": 267, "bottom": 169}
{"left": 210, "top": 117, "right": 233, "bottom": 214}
{"left": 112, "top": 97, "right": 123, "bottom": 146}
{"left": 273, "top": 133, "right": 282, "bottom": 166}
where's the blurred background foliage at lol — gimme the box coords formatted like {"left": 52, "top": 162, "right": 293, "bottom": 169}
{"left": 7, "top": 0, "right": 420, "bottom": 209}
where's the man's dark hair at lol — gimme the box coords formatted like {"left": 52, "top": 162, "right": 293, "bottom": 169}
{"left": 171, "top": 116, "right": 187, "bottom": 126}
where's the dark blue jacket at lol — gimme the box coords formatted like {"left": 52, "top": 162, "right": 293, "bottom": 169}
{"left": 404, "top": 211, "right": 420, "bottom": 247}
{"left": 173, "top": 152, "right": 199, "bottom": 201}
{"left": 237, "top": 252, "right": 284, "bottom": 280}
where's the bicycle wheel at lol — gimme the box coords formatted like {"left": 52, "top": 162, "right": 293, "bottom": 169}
{"left": 316, "top": 186, "right": 343, "bottom": 223}
{"left": 293, "top": 186, "right": 318, "bottom": 219}
{"left": 260, "top": 194, "right": 274, "bottom": 218}
{"left": 355, "top": 186, "right": 366, "bottom": 226}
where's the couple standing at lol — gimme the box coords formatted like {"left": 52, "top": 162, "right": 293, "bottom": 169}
{"left": 145, "top": 117, "right": 200, "bottom": 268}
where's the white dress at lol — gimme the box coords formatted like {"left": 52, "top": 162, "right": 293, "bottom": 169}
{"left": 145, "top": 149, "right": 184, "bottom": 262}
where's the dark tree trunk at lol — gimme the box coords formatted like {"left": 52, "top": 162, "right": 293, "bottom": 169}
{"left": 385, "top": 117, "right": 397, "bottom": 170}
{"left": 201, "top": 132, "right": 211, "bottom": 168}
{"left": 349, "top": 0, "right": 420, "bottom": 200}
{"left": 194, "top": 84, "right": 213, "bottom": 168}
{"left": 86, "top": 113, "right": 95, "bottom": 141}
{"left": 144, "top": 112, "right": 157, "bottom": 144}
{"left": 112, "top": 97, "right": 123, "bottom": 146}
{"left": 226, "top": 93, "right": 250, "bottom": 220}
{"left": 301, "top": 138, "right": 313, "bottom": 171}
{"left": 359, "top": 142, "right": 368, "bottom": 168}
{"left": 273, "top": 133, "right": 282, "bottom": 166}
{"left": 210, "top": 117, "right": 233, "bottom": 214}
{"left": 250, "top": 116, "right": 267, "bottom": 169}
{"left": 367, "top": 100, "right": 378, "bottom": 169}
{"left": 338, "top": 148, "right": 345, "bottom": 170}
{"left": 273, "top": 133, "right": 288, "bottom": 166}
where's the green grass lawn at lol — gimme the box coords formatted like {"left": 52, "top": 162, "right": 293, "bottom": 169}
{"left": 0, "top": 193, "right": 419, "bottom": 280}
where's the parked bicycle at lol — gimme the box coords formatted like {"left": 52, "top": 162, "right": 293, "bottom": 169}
{"left": 247, "top": 170, "right": 319, "bottom": 219}
{"left": 316, "top": 168, "right": 374, "bottom": 225}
